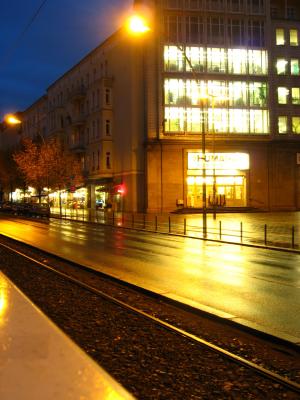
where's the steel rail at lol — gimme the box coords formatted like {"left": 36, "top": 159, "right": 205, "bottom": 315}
{"left": 0, "top": 237, "right": 299, "bottom": 395}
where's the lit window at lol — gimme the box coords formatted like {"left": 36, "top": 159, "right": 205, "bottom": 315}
{"left": 276, "top": 59, "right": 288, "bottom": 75}
{"left": 165, "top": 79, "right": 185, "bottom": 105}
{"left": 276, "top": 29, "right": 285, "bottom": 45}
{"left": 248, "top": 49, "right": 268, "bottom": 75}
{"left": 228, "top": 81, "right": 247, "bottom": 107}
{"left": 277, "top": 87, "right": 289, "bottom": 104}
{"left": 249, "top": 82, "right": 267, "bottom": 107}
{"left": 229, "top": 109, "right": 249, "bottom": 133}
{"left": 228, "top": 49, "right": 247, "bottom": 74}
{"left": 164, "top": 46, "right": 184, "bottom": 72}
{"left": 278, "top": 116, "right": 288, "bottom": 134}
{"left": 291, "top": 88, "right": 300, "bottom": 105}
{"left": 250, "top": 110, "right": 269, "bottom": 134}
{"left": 208, "top": 108, "right": 228, "bottom": 133}
{"left": 186, "top": 108, "right": 202, "bottom": 132}
{"left": 185, "top": 47, "right": 205, "bottom": 72}
{"left": 291, "top": 59, "right": 300, "bottom": 75}
{"left": 207, "top": 48, "right": 226, "bottom": 73}
{"left": 164, "top": 107, "right": 185, "bottom": 132}
{"left": 290, "top": 29, "right": 298, "bottom": 46}
{"left": 292, "top": 117, "right": 300, "bottom": 133}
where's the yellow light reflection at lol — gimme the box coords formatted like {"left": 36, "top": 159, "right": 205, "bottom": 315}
{"left": 0, "top": 278, "right": 8, "bottom": 326}
{"left": 127, "top": 15, "right": 150, "bottom": 34}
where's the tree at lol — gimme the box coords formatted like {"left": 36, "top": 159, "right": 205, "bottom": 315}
{"left": 0, "top": 149, "right": 23, "bottom": 202}
{"left": 13, "top": 137, "right": 84, "bottom": 208}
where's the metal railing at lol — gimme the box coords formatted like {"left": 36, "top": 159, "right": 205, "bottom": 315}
{"left": 50, "top": 209, "right": 299, "bottom": 251}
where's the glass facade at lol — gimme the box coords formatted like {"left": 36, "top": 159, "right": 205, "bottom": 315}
{"left": 164, "top": 78, "right": 268, "bottom": 134}
{"left": 164, "top": 46, "right": 268, "bottom": 75}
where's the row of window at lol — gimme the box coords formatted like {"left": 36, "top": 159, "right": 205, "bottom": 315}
{"left": 85, "top": 119, "right": 112, "bottom": 143}
{"left": 163, "top": 0, "right": 265, "bottom": 14}
{"left": 277, "top": 87, "right": 300, "bottom": 105}
{"left": 276, "top": 58, "right": 300, "bottom": 76}
{"left": 276, "top": 28, "right": 299, "bottom": 46}
{"left": 164, "top": 79, "right": 267, "bottom": 108}
{"left": 164, "top": 15, "right": 265, "bottom": 46}
{"left": 164, "top": 46, "right": 268, "bottom": 75}
{"left": 164, "top": 107, "right": 269, "bottom": 134}
{"left": 86, "top": 151, "right": 111, "bottom": 172}
{"left": 278, "top": 116, "right": 300, "bottom": 134}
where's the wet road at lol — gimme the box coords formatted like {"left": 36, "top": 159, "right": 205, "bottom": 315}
{"left": 0, "top": 216, "right": 299, "bottom": 342}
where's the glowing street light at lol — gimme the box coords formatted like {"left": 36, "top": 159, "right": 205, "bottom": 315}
{"left": 127, "top": 15, "right": 150, "bottom": 35}
{"left": 4, "top": 114, "right": 22, "bottom": 126}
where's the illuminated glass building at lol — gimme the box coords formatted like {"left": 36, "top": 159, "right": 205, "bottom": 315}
{"left": 139, "top": 0, "right": 300, "bottom": 212}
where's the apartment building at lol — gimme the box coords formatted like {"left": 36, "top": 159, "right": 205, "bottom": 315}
{"left": 20, "top": 0, "right": 300, "bottom": 212}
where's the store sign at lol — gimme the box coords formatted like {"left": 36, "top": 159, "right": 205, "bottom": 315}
{"left": 188, "top": 152, "right": 250, "bottom": 170}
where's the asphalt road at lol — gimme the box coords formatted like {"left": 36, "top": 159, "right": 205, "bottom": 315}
{"left": 0, "top": 216, "right": 299, "bottom": 343}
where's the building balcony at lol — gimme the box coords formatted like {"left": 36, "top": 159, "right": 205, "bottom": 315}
{"left": 69, "top": 141, "right": 86, "bottom": 153}
{"left": 65, "top": 114, "right": 86, "bottom": 127}
{"left": 68, "top": 86, "right": 86, "bottom": 102}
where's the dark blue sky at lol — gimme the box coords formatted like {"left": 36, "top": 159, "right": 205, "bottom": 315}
{"left": 0, "top": 0, "right": 132, "bottom": 119}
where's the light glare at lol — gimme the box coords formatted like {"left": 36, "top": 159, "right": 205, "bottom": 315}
{"left": 128, "top": 15, "right": 150, "bottom": 34}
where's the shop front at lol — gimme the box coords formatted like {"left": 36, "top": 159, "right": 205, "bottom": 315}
{"left": 186, "top": 152, "right": 249, "bottom": 208}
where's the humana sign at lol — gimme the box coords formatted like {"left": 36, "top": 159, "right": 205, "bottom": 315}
{"left": 188, "top": 152, "right": 250, "bottom": 170}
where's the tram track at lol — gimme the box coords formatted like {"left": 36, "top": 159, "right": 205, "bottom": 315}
{"left": 0, "top": 232, "right": 299, "bottom": 398}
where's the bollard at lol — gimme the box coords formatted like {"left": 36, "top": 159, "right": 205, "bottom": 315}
{"left": 82, "top": 208, "right": 84, "bottom": 221}
{"left": 184, "top": 218, "right": 187, "bottom": 235}
{"left": 264, "top": 224, "right": 267, "bottom": 245}
{"left": 132, "top": 213, "right": 134, "bottom": 228}
{"left": 143, "top": 214, "right": 146, "bottom": 229}
{"left": 292, "top": 225, "right": 295, "bottom": 249}
{"left": 155, "top": 215, "right": 158, "bottom": 231}
{"left": 240, "top": 222, "right": 243, "bottom": 243}
{"left": 122, "top": 213, "right": 124, "bottom": 226}
{"left": 219, "top": 221, "right": 222, "bottom": 240}
{"left": 112, "top": 212, "right": 115, "bottom": 226}
{"left": 169, "top": 216, "right": 171, "bottom": 233}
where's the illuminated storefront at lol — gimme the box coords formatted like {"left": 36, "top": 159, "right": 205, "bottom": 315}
{"left": 186, "top": 152, "right": 250, "bottom": 208}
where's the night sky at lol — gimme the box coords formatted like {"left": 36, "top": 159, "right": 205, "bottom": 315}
{"left": 0, "top": 0, "right": 132, "bottom": 120}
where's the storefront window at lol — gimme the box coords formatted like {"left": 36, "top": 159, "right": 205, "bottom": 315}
{"left": 291, "top": 88, "right": 300, "bottom": 105}
{"left": 292, "top": 117, "right": 300, "bottom": 133}
{"left": 276, "top": 58, "right": 288, "bottom": 75}
{"left": 277, "top": 87, "right": 289, "bottom": 104}
{"left": 290, "top": 29, "right": 298, "bottom": 46}
{"left": 291, "top": 59, "right": 300, "bottom": 75}
{"left": 276, "top": 28, "right": 285, "bottom": 45}
{"left": 278, "top": 116, "right": 288, "bottom": 134}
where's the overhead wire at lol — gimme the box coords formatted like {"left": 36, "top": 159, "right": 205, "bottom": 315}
{"left": 0, "top": 0, "right": 49, "bottom": 69}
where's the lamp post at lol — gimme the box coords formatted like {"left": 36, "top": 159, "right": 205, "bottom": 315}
{"left": 127, "top": 15, "right": 229, "bottom": 237}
